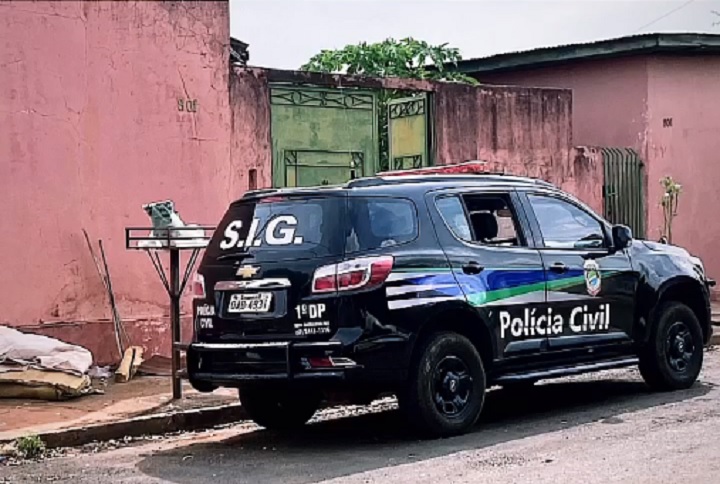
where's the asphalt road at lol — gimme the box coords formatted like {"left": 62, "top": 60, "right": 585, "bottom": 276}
{"left": 3, "top": 349, "right": 720, "bottom": 484}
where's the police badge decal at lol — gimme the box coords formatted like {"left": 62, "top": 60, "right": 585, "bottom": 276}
{"left": 584, "top": 259, "right": 602, "bottom": 296}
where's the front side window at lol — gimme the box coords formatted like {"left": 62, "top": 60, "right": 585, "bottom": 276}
{"left": 528, "top": 194, "right": 606, "bottom": 249}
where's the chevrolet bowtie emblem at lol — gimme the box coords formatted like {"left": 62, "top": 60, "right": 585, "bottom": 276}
{"left": 236, "top": 265, "right": 259, "bottom": 278}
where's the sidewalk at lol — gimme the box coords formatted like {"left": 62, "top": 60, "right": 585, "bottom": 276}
{"left": 0, "top": 375, "right": 239, "bottom": 446}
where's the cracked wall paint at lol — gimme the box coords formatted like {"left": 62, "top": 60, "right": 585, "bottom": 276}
{"left": 0, "top": 0, "right": 231, "bottom": 363}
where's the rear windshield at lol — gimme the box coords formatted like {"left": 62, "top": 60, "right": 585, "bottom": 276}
{"left": 204, "top": 195, "right": 418, "bottom": 263}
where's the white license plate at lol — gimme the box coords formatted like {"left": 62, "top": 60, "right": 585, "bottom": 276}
{"left": 227, "top": 292, "right": 273, "bottom": 313}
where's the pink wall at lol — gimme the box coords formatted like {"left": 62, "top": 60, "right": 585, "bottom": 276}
{"left": 432, "top": 82, "right": 604, "bottom": 213}
{"left": 229, "top": 68, "right": 273, "bottom": 190}
{"left": 473, "top": 53, "right": 720, "bottom": 290}
{"left": 0, "top": 1, "right": 234, "bottom": 364}
{"left": 242, "top": 69, "right": 597, "bottom": 211}
{"left": 477, "top": 57, "right": 649, "bottom": 153}
{"left": 645, "top": 55, "right": 720, "bottom": 282}
{"left": 0, "top": 21, "right": 595, "bottom": 365}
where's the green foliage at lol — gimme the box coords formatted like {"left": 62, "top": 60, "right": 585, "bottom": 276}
{"left": 660, "top": 176, "right": 682, "bottom": 244}
{"left": 301, "top": 37, "right": 477, "bottom": 84}
{"left": 301, "top": 38, "right": 477, "bottom": 171}
{"left": 15, "top": 435, "right": 45, "bottom": 459}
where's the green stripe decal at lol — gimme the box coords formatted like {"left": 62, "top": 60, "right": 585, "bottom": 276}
{"left": 468, "top": 281, "right": 546, "bottom": 306}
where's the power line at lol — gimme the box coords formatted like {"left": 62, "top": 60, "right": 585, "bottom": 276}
{"left": 635, "top": 0, "right": 696, "bottom": 33}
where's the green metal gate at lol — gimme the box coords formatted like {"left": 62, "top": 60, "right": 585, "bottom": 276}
{"left": 270, "top": 85, "right": 378, "bottom": 188}
{"left": 387, "top": 94, "right": 432, "bottom": 171}
{"left": 602, "top": 148, "right": 645, "bottom": 238}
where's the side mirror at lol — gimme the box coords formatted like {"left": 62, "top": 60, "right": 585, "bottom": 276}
{"left": 612, "top": 224, "right": 633, "bottom": 250}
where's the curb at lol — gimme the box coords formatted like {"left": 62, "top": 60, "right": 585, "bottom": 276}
{"left": 711, "top": 322, "right": 720, "bottom": 346}
{"left": 711, "top": 332, "right": 720, "bottom": 347}
{"left": 1, "top": 403, "right": 247, "bottom": 450}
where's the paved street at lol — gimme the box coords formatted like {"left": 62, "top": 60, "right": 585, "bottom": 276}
{"left": 3, "top": 349, "right": 720, "bottom": 484}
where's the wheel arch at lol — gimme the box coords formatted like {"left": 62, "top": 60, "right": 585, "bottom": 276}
{"left": 649, "top": 276, "right": 711, "bottom": 345}
{"left": 408, "top": 302, "right": 496, "bottom": 372}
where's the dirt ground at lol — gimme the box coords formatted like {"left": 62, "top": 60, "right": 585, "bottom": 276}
{"left": 2, "top": 349, "right": 719, "bottom": 483}
{"left": 0, "top": 377, "right": 236, "bottom": 438}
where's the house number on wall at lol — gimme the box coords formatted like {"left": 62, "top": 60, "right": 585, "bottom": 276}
{"left": 178, "top": 98, "right": 198, "bottom": 113}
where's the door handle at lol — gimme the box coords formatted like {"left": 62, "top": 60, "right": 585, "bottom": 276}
{"left": 462, "top": 262, "right": 484, "bottom": 275}
{"left": 549, "top": 262, "right": 568, "bottom": 274}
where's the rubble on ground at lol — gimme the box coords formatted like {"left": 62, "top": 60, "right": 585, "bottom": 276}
{"left": 0, "top": 326, "right": 96, "bottom": 401}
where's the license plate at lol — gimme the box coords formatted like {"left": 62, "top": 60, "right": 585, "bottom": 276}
{"left": 227, "top": 292, "right": 272, "bottom": 313}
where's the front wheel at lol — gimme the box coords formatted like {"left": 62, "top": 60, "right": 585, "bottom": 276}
{"left": 399, "top": 332, "right": 486, "bottom": 437}
{"left": 639, "top": 301, "right": 704, "bottom": 391}
{"left": 239, "top": 384, "right": 321, "bottom": 431}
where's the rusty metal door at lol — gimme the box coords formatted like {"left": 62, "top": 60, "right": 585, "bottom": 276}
{"left": 270, "top": 86, "right": 378, "bottom": 187}
{"left": 602, "top": 148, "right": 645, "bottom": 239}
{"left": 387, "top": 94, "right": 432, "bottom": 171}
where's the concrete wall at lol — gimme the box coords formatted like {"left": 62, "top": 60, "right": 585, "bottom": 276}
{"left": 243, "top": 69, "right": 598, "bottom": 211}
{"left": 229, "top": 68, "right": 273, "bottom": 190}
{"left": 475, "top": 54, "right": 720, "bottom": 287}
{"left": 433, "top": 82, "right": 603, "bottom": 212}
{"left": 0, "top": 25, "right": 596, "bottom": 365}
{"left": 476, "top": 56, "right": 649, "bottom": 154}
{"left": 0, "top": 0, "right": 233, "bottom": 364}
{"left": 645, "top": 55, "right": 720, "bottom": 282}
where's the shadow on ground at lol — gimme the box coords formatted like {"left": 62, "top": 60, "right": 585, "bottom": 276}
{"left": 137, "top": 376, "right": 712, "bottom": 484}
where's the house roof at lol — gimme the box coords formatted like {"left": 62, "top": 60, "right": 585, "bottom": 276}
{"left": 452, "top": 33, "right": 720, "bottom": 74}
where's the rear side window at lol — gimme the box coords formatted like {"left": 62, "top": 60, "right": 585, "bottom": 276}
{"left": 345, "top": 198, "right": 418, "bottom": 253}
{"left": 436, "top": 193, "right": 525, "bottom": 247}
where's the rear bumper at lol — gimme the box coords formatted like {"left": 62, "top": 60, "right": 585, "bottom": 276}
{"left": 187, "top": 341, "right": 363, "bottom": 386}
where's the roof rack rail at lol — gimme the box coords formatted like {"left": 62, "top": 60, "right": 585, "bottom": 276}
{"left": 243, "top": 188, "right": 280, "bottom": 197}
{"left": 349, "top": 161, "right": 556, "bottom": 188}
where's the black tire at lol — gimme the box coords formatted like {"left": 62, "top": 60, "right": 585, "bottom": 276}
{"left": 399, "top": 332, "right": 486, "bottom": 437}
{"left": 639, "top": 301, "right": 704, "bottom": 391}
{"left": 239, "top": 384, "right": 321, "bottom": 431}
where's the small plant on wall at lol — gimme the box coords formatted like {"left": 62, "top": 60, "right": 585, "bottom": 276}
{"left": 660, "top": 176, "right": 682, "bottom": 244}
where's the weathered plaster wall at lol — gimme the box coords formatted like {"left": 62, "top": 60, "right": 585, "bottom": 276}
{"left": 469, "top": 53, "right": 720, "bottom": 289}
{"left": 229, "top": 68, "right": 273, "bottom": 190}
{"left": 232, "top": 68, "right": 599, "bottom": 220}
{"left": 645, "top": 55, "right": 720, "bottom": 283}
{"left": 0, "top": 0, "right": 232, "bottom": 364}
{"left": 431, "top": 82, "right": 601, "bottom": 210}
{"left": 242, "top": 69, "right": 596, "bottom": 210}
{"left": 475, "top": 56, "right": 649, "bottom": 153}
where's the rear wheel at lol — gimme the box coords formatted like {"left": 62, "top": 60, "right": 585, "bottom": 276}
{"left": 399, "top": 332, "right": 486, "bottom": 437}
{"left": 639, "top": 302, "right": 704, "bottom": 391}
{"left": 239, "top": 384, "right": 321, "bottom": 431}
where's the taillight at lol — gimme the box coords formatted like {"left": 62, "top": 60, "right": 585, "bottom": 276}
{"left": 312, "top": 256, "right": 394, "bottom": 293}
{"left": 191, "top": 273, "right": 206, "bottom": 298}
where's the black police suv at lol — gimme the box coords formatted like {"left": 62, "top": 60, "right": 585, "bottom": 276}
{"left": 187, "top": 173, "right": 713, "bottom": 437}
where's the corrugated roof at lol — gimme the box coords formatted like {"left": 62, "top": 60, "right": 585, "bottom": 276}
{"left": 452, "top": 33, "right": 720, "bottom": 73}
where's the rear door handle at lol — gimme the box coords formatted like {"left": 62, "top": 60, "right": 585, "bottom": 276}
{"left": 549, "top": 262, "right": 568, "bottom": 273}
{"left": 462, "top": 262, "right": 484, "bottom": 275}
